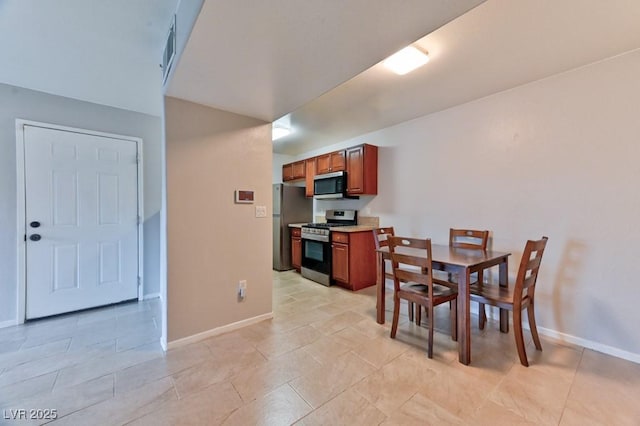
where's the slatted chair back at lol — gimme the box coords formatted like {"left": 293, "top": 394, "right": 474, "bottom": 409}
{"left": 387, "top": 236, "right": 433, "bottom": 294}
{"left": 372, "top": 227, "right": 395, "bottom": 250}
{"left": 449, "top": 228, "right": 489, "bottom": 250}
{"left": 513, "top": 237, "right": 548, "bottom": 310}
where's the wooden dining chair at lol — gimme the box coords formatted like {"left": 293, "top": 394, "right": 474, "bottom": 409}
{"left": 372, "top": 227, "right": 395, "bottom": 251}
{"left": 470, "top": 236, "right": 548, "bottom": 366}
{"left": 387, "top": 236, "right": 458, "bottom": 358}
{"left": 449, "top": 228, "right": 489, "bottom": 250}
{"left": 373, "top": 227, "right": 415, "bottom": 321}
{"left": 433, "top": 228, "right": 490, "bottom": 327}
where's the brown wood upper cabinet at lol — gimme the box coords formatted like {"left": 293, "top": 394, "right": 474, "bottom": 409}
{"left": 283, "top": 144, "right": 378, "bottom": 195}
{"left": 282, "top": 160, "right": 306, "bottom": 182}
{"left": 282, "top": 163, "right": 294, "bottom": 181}
{"left": 316, "top": 150, "right": 346, "bottom": 174}
{"left": 305, "top": 158, "right": 316, "bottom": 197}
{"left": 346, "top": 144, "right": 378, "bottom": 195}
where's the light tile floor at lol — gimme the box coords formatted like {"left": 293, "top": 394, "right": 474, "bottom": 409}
{"left": 1, "top": 271, "right": 640, "bottom": 425}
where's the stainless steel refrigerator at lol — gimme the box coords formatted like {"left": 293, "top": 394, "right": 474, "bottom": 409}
{"left": 273, "top": 184, "right": 313, "bottom": 271}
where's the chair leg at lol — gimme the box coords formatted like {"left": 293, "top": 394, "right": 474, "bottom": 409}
{"left": 427, "top": 304, "right": 434, "bottom": 359}
{"left": 527, "top": 301, "right": 542, "bottom": 351}
{"left": 513, "top": 309, "right": 529, "bottom": 367}
{"left": 416, "top": 305, "right": 422, "bottom": 326}
{"left": 478, "top": 303, "right": 487, "bottom": 330}
{"left": 408, "top": 302, "right": 414, "bottom": 322}
{"left": 450, "top": 299, "right": 458, "bottom": 341}
{"left": 476, "top": 269, "right": 487, "bottom": 330}
{"left": 390, "top": 295, "right": 400, "bottom": 338}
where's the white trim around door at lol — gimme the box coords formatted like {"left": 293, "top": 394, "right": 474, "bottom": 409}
{"left": 15, "top": 119, "right": 144, "bottom": 324}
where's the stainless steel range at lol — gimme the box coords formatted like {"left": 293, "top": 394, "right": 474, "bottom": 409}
{"left": 301, "top": 209, "right": 357, "bottom": 286}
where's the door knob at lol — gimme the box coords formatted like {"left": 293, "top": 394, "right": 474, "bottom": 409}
{"left": 29, "top": 234, "right": 41, "bottom": 241}
{"left": 30, "top": 221, "right": 41, "bottom": 228}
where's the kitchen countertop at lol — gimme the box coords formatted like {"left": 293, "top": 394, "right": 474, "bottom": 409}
{"left": 287, "top": 223, "right": 376, "bottom": 233}
{"left": 330, "top": 225, "right": 376, "bottom": 233}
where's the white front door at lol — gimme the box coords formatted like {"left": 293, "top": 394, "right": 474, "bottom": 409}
{"left": 24, "top": 125, "right": 139, "bottom": 319}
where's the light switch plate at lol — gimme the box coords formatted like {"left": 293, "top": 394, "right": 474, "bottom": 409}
{"left": 255, "top": 205, "right": 267, "bottom": 218}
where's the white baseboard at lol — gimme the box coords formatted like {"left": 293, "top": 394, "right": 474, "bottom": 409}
{"left": 167, "top": 312, "right": 273, "bottom": 350}
{"left": 481, "top": 306, "right": 640, "bottom": 364}
{"left": 0, "top": 319, "right": 18, "bottom": 329}
{"left": 143, "top": 292, "right": 161, "bottom": 300}
{"left": 535, "top": 326, "right": 640, "bottom": 364}
{"left": 160, "top": 335, "right": 167, "bottom": 351}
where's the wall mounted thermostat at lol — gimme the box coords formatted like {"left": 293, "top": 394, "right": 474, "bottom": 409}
{"left": 235, "top": 190, "right": 254, "bottom": 204}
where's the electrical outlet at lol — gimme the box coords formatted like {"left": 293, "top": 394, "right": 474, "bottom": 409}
{"left": 238, "top": 280, "right": 247, "bottom": 301}
{"left": 255, "top": 205, "right": 267, "bottom": 218}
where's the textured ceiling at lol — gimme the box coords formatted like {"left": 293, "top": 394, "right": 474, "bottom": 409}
{"left": 272, "top": 0, "right": 640, "bottom": 154}
{"left": 3, "top": 0, "right": 639, "bottom": 157}
{"left": 167, "top": 0, "right": 486, "bottom": 121}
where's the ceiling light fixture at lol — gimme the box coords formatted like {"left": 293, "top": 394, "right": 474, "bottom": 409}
{"left": 383, "top": 45, "right": 429, "bottom": 75}
{"left": 272, "top": 126, "right": 292, "bottom": 140}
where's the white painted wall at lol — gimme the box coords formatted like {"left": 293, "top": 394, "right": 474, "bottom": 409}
{"left": 164, "top": 97, "right": 272, "bottom": 343}
{"left": 287, "top": 49, "right": 640, "bottom": 359}
{"left": 0, "top": 83, "right": 163, "bottom": 325}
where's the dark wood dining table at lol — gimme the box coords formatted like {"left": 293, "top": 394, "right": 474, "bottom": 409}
{"left": 376, "top": 244, "right": 511, "bottom": 365}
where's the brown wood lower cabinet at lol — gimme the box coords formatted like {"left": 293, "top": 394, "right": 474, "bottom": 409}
{"left": 291, "top": 228, "right": 302, "bottom": 272}
{"left": 331, "top": 230, "right": 376, "bottom": 290}
{"left": 332, "top": 240, "right": 349, "bottom": 282}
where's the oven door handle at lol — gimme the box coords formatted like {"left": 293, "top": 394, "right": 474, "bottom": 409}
{"left": 301, "top": 234, "right": 330, "bottom": 243}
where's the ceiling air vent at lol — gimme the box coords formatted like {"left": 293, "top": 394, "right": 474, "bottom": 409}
{"left": 162, "top": 15, "right": 176, "bottom": 85}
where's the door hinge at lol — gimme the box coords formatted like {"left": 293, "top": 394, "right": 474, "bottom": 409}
{"left": 137, "top": 276, "right": 141, "bottom": 287}
{"left": 137, "top": 215, "right": 141, "bottom": 225}
{"left": 135, "top": 152, "right": 140, "bottom": 164}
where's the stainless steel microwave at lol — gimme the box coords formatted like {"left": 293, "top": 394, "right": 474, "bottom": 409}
{"left": 313, "top": 171, "right": 347, "bottom": 199}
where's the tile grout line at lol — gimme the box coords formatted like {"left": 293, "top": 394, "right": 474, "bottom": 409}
{"left": 220, "top": 380, "right": 253, "bottom": 424}
{"left": 556, "top": 346, "right": 585, "bottom": 425}
{"left": 49, "top": 369, "right": 60, "bottom": 393}
{"left": 47, "top": 374, "right": 118, "bottom": 424}
{"left": 169, "top": 374, "right": 182, "bottom": 400}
